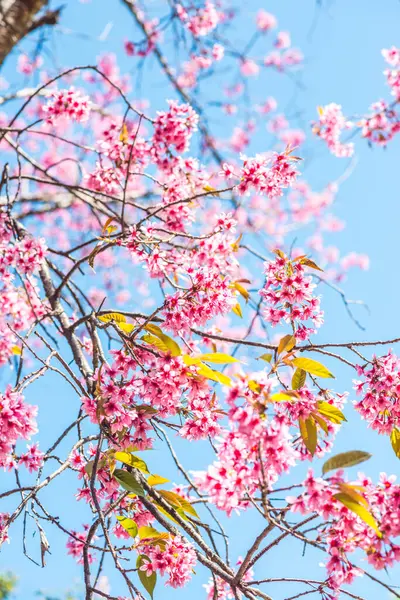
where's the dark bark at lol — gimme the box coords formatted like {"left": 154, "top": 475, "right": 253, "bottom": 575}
{"left": 0, "top": 0, "right": 61, "bottom": 67}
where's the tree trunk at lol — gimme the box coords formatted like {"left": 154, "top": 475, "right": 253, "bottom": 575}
{"left": 0, "top": 0, "right": 48, "bottom": 67}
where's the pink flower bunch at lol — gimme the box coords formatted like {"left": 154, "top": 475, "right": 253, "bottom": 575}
{"left": 312, "top": 103, "right": 354, "bottom": 157}
{"left": 288, "top": 470, "right": 400, "bottom": 594}
{"left": 0, "top": 513, "right": 10, "bottom": 545}
{"left": 177, "top": 44, "right": 224, "bottom": 89}
{"left": 43, "top": 88, "right": 92, "bottom": 124}
{"left": 138, "top": 535, "right": 197, "bottom": 588}
{"left": 259, "top": 252, "right": 323, "bottom": 339}
{"left": 204, "top": 557, "right": 253, "bottom": 600}
{"left": 382, "top": 46, "right": 400, "bottom": 100}
{"left": 162, "top": 270, "right": 237, "bottom": 335}
{"left": 256, "top": 9, "right": 277, "bottom": 32}
{"left": 222, "top": 151, "right": 299, "bottom": 198}
{"left": 0, "top": 386, "right": 38, "bottom": 470}
{"left": 176, "top": 2, "right": 219, "bottom": 37}
{"left": 196, "top": 379, "right": 297, "bottom": 514}
{"left": 353, "top": 351, "right": 400, "bottom": 434}
{"left": 264, "top": 48, "right": 303, "bottom": 71}
{"left": 153, "top": 100, "right": 199, "bottom": 156}
{"left": 66, "top": 525, "right": 96, "bottom": 564}
{"left": 360, "top": 100, "right": 400, "bottom": 146}
{"left": 18, "top": 442, "right": 44, "bottom": 472}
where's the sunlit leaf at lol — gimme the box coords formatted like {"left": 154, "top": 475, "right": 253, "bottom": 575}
{"left": 232, "top": 302, "right": 243, "bottom": 318}
{"left": 322, "top": 450, "right": 372, "bottom": 475}
{"left": 113, "top": 469, "right": 145, "bottom": 496}
{"left": 114, "top": 451, "right": 149, "bottom": 474}
{"left": 233, "top": 281, "right": 250, "bottom": 302}
{"left": 196, "top": 362, "right": 231, "bottom": 386}
{"left": 311, "top": 412, "right": 329, "bottom": 435}
{"left": 118, "top": 322, "right": 135, "bottom": 334}
{"left": 258, "top": 353, "right": 272, "bottom": 363}
{"left": 299, "top": 416, "right": 318, "bottom": 455}
{"left": 11, "top": 345, "right": 22, "bottom": 355}
{"left": 119, "top": 123, "right": 129, "bottom": 144}
{"left": 142, "top": 326, "right": 181, "bottom": 356}
{"left": 292, "top": 368, "right": 306, "bottom": 390}
{"left": 138, "top": 526, "right": 168, "bottom": 540}
{"left": 299, "top": 257, "right": 324, "bottom": 272}
{"left": 248, "top": 379, "right": 262, "bottom": 394}
{"left": 148, "top": 474, "right": 170, "bottom": 486}
{"left": 137, "top": 554, "right": 157, "bottom": 599}
{"left": 196, "top": 352, "right": 239, "bottom": 364}
{"left": 116, "top": 515, "right": 138, "bottom": 538}
{"left": 159, "top": 490, "right": 199, "bottom": 518}
{"left": 292, "top": 357, "right": 334, "bottom": 379}
{"left": 317, "top": 402, "right": 347, "bottom": 424}
{"left": 334, "top": 492, "right": 382, "bottom": 537}
{"left": 338, "top": 483, "right": 369, "bottom": 507}
{"left": 98, "top": 312, "right": 126, "bottom": 324}
{"left": 390, "top": 428, "right": 400, "bottom": 459}
{"left": 278, "top": 334, "right": 296, "bottom": 356}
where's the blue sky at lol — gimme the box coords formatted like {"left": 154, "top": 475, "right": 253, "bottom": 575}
{"left": 1, "top": 0, "right": 400, "bottom": 599}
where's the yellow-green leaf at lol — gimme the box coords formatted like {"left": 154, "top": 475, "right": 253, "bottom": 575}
{"left": 299, "top": 416, "right": 318, "bottom": 456}
{"left": 292, "top": 357, "right": 334, "bottom": 379}
{"left": 233, "top": 282, "right": 250, "bottom": 303}
{"left": 311, "top": 412, "right": 329, "bottom": 435}
{"left": 338, "top": 483, "right": 369, "bottom": 507}
{"left": 148, "top": 474, "right": 170, "bottom": 486}
{"left": 196, "top": 363, "right": 231, "bottom": 386}
{"left": 299, "top": 257, "right": 324, "bottom": 272}
{"left": 390, "top": 428, "right": 400, "bottom": 458}
{"left": 142, "top": 326, "right": 181, "bottom": 356}
{"left": 159, "top": 490, "right": 199, "bottom": 518}
{"left": 258, "top": 353, "right": 272, "bottom": 363}
{"left": 98, "top": 312, "right": 126, "bottom": 324}
{"left": 116, "top": 515, "right": 138, "bottom": 538}
{"left": 117, "top": 322, "right": 135, "bottom": 334}
{"left": 137, "top": 554, "right": 157, "bottom": 599}
{"left": 138, "top": 526, "right": 167, "bottom": 540}
{"left": 114, "top": 469, "right": 145, "bottom": 496}
{"left": 333, "top": 492, "right": 382, "bottom": 537}
{"left": 196, "top": 352, "right": 239, "bottom": 364}
{"left": 11, "top": 345, "right": 22, "bottom": 355}
{"left": 322, "top": 450, "right": 372, "bottom": 475}
{"left": 317, "top": 402, "right": 347, "bottom": 424}
{"left": 292, "top": 368, "right": 306, "bottom": 390}
{"left": 232, "top": 302, "right": 243, "bottom": 318}
{"left": 270, "top": 392, "right": 297, "bottom": 402}
{"left": 248, "top": 379, "right": 262, "bottom": 394}
{"left": 278, "top": 334, "right": 296, "bottom": 356}
{"left": 114, "top": 452, "right": 149, "bottom": 474}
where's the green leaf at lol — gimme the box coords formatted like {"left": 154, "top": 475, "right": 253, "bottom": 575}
{"left": 138, "top": 526, "right": 165, "bottom": 539}
{"left": 196, "top": 362, "right": 231, "bottom": 386}
{"left": 317, "top": 402, "right": 347, "bottom": 424}
{"left": 333, "top": 492, "right": 382, "bottom": 537}
{"left": 196, "top": 352, "right": 239, "bottom": 364}
{"left": 113, "top": 469, "right": 145, "bottom": 496}
{"left": 270, "top": 392, "right": 297, "bottom": 402}
{"left": 292, "top": 368, "right": 306, "bottom": 390}
{"left": 114, "top": 452, "right": 149, "bottom": 474}
{"left": 258, "top": 353, "right": 272, "bottom": 363}
{"left": 159, "top": 490, "right": 199, "bottom": 518}
{"left": 322, "top": 450, "right": 372, "bottom": 475}
{"left": 148, "top": 474, "right": 170, "bottom": 486}
{"left": 116, "top": 515, "right": 138, "bottom": 538}
{"left": 299, "top": 416, "right": 318, "bottom": 455}
{"left": 292, "top": 357, "right": 334, "bottom": 379}
{"left": 278, "top": 334, "right": 296, "bottom": 356}
{"left": 98, "top": 312, "right": 126, "bottom": 324}
{"left": 137, "top": 554, "right": 157, "bottom": 599}
{"left": 299, "top": 257, "right": 324, "bottom": 272}
{"left": 390, "top": 428, "right": 400, "bottom": 459}
{"left": 142, "top": 326, "right": 181, "bottom": 356}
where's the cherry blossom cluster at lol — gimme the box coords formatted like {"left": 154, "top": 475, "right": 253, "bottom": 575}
{"left": 353, "top": 351, "right": 400, "bottom": 434}
{"left": 196, "top": 376, "right": 297, "bottom": 514}
{"left": 259, "top": 252, "right": 323, "bottom": 340}
{"left": 177, "top": 44, "right": 224, "bottom": 89}
{"left": 138, "top": 535, "right": 197, "bottom": 588}
{"left": 222, "top": 150, "right": 299, "bottom": 197}
{"left": 204, "top": 557, "right": 254, "bottom": 600}
{"left": 152, "top": 100, "right": 199, "bottom": 156}
{"left": 0, "top": 386, "right": 39, "bottom": 470}
{"left": 288, "top": 469, "right": 400, "bottom": 595}
{"left": 66, "top": 525, "right": 96, "bottom": 565}
{"left": 0, "top": 513, "right": 10, "bottom": 545}
{"left": 42, "top": 88, "right": 92, "bottom": 124}
{"left": 176, "top": 2, "right": 219, "bottom": 37}
{"left": 312, "top": 103, "right": 354, "bottom": 158}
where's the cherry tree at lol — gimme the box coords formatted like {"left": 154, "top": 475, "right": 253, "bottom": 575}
{"left": 0, "top": 1, "right": 399, "bottom": 600}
